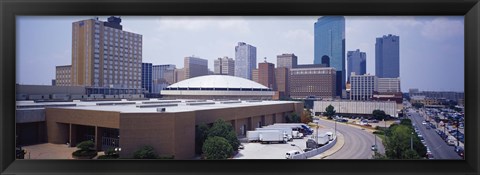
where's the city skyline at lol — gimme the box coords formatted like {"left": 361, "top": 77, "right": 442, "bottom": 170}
{"left": 17, "top": 16, "right": 464, "bottom": 92}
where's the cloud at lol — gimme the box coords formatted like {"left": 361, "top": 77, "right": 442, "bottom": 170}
{"left": 155, "top": 17, "right": 251, "bottom": 34}
{"left": 421, "top": 17, "right": 463, "bottom": 40}
{"left": 283, "top": 29, "right": 313, "bottom": 43}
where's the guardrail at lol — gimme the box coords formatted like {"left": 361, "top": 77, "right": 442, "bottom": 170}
{"left": 290, "top": 136, "right": 338, "bottom": 159}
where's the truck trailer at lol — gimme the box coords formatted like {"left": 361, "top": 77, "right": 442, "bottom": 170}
{"left": 259, "top": 131, "right": 288, "bottom": 144}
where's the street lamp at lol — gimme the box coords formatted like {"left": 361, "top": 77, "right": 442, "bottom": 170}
{"left": 335, "top": 115, "right": 338, "bottom": 138}
{"left": 410, "top": 132, "right": 414, "bottom": 151}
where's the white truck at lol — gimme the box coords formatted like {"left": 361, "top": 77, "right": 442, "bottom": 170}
{"left": 316, "top": 132, "right": 330, "bottom": 145}
{"left": 246, "top": 131, "right": 261, "bottom": 142}
{"left": 257, "top": 127, "right": 294, "bottom": 140}
{"left": 259, "top": 130, "right": 288, "bottom": 144}
{"left": 261, "top": 125, "right": 304, "bottom": 139}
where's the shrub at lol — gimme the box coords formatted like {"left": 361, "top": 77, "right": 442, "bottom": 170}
{"left": 202, "top": 136, "right": 233, "bottom": 159}
{"left": 133, "top": 146, "right": 158, "bottom": 159}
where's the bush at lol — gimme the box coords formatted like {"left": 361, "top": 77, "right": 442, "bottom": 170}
{"left": 133, "top": 146, "right": 158, "bottom": 159}
{"left": 202, "top": 136, "right": 233, "bottom": 159}
{"left": 72, "top": 150, "right": 97, "bottom": 158}
{"left": 76, "top": 140, "right": 95, "bottom": 151}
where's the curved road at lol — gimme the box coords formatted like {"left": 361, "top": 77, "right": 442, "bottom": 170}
{"left": 317, "top": 119, "right": 385, "bottom": 159}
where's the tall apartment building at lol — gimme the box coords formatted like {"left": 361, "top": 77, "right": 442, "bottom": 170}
{"left": 290, "top": 67, "right": 336, "bottom": 100}
{"left": 257, "top": 61, "right": 276, "bottom": 89}
{"left": 152, "top": 64, "right": 176, "bottom": 93}
{"left": 235, "top": 42, "right": 257, "bottom": 80}
{"left": 377, "top": 78, "right": 401, "bottom": 93}
{"left": 277, "top": 53, "right": 298, "bottom": 69}
{"left": 71, "top": 16, "right": 142, "bottom": 90}
{"left": 275, "top": 67, "right": 290, "bottom": 99}
{"left": 55, "top": 65, "right": 72, "bottom": 86}
{"left": 350, "top": 73, "right": 378, "bottom": 101}
{"left": 347, "top": 49, "right": 366, "bottom": 82}
{"left": 214, "top": 56, "right": 235, "bottom": 76}
{"left": 314, "top": 16, "right": 346, "bottom": 97}
{"left": 141, "top": 63, "right": 153, "bottom": 93}
{"left": 184, "top": 56, "right": 208, "bottom": 79}
{"left": 376, "top": 34, "right": 400, "bottom": 78}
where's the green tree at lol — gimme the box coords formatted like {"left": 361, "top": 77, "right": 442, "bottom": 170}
{"left": 372, "top": 110, "right": 387, "bottom": 120}
{"left": 195, "top": 123, "right": 210, "bottom": 154}
{"left": 76, "top": 140, "right": 95, "bottom": 151}
{"left": 133, "top": 146, "right": 158, "bottom": 159}
{"left": 207, "top": 119, "right": 240, "bottom": 151}
{"left": 402, "top": 149, "right": 421, "bottom": 159}
{"left": 72, "top": 140, "right": 97, "bottom": 158}
{"left": 400, "top": 119, "right": 412, "bottom": 126}
{"left": 285, "top": 112, "right": 301, "bottom": 123}
{"left": 385, "top": 124, "right": 426, "bottom": 159}
{"left": 325, "top": 105, "right": 336, "bottom": 120}
{"left": 202, "top": 136, "right": 234, "bottom": 159}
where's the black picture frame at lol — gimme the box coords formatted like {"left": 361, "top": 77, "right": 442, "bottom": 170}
{"left": 1, "top": 0, "right": 479, "bottom": 175}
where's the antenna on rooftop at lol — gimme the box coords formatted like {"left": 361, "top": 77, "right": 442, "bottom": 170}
{"left": 264, "top": 57, "right": 267, "bottom": 63}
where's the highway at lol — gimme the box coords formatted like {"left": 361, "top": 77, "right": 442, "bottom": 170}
{"left": 408, "top": 110, "right": 462, "bottom": 159}
{"left": 317, "top": 119, "right": 385, "bottom": 159}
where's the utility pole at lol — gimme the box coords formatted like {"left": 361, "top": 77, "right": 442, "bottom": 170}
{"left": 410, "top": 132, "right": 413, "bottom": 151}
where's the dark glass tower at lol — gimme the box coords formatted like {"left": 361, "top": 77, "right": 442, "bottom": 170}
{"left": 347, "top": 49, "right": 367, "bottom": 81}
{"left": 314, "top": 16, "right": 346, "bottom": 97}
{"left": 375, "top": 34, "right": 400, "bottom": 78}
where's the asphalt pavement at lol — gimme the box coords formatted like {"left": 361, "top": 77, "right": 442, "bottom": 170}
{"left": 408, "top": 110, "right": 462, "bottom": 159}
{"left": 317, "top": 119, "right": 385, "bottom": 159}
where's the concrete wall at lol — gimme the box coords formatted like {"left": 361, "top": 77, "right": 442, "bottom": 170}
{"left": 16, "top": 109, "right": 45, "bottom": 123}
{"left": 17, "top": 84, "right": 85, "bottom": 95}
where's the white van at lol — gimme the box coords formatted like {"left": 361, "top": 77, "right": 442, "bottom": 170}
{"left": 285, "top": 150, "right": 301, "bottom": 159}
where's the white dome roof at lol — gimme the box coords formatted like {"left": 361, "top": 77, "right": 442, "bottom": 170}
{"left": 167, "top": 75, "right": 270, "bottom": 89}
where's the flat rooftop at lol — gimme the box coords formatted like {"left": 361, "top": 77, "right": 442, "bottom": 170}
{"left": 16, "top": 99, "right": 299, "bottom": 113}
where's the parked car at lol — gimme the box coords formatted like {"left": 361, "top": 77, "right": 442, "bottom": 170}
{"left": 455, "top": 146, "right": 464, "bottom": 157}
{"left": 371, "top": 145, "right": 378, "bottom": 151}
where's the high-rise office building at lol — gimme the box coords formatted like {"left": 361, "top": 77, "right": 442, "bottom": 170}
{"left": 152, "top": 64, "right": 176, "bottom": 93}
{"left": 290, "top": 67, "right": 336, "bottom": 100}
{"left": 258, "top": 61, "right": 276, "bottom": 90}
{"left": 275, "top": 67, "right": 290, "bottom": 99}
{"left": 174, "top": 68, "right": 186, "bottom": 83}
{"left": 184, "top": 56, "right": 208, "bottom": 79}
{"left": 55, "top": 65, "right": 72, "bottom": 86}
{"left": 350, "top": 73, "right": 378, "bottom": 101}
{"left": 235, "top": 42, "right": 257, "bottom": 80}
{"left": 314, "top": 16, "right": 346, "bottom": 97}
{"left": 277, "top": 53, "right": 298, "bottom": 69}
{"left": 71, "top": 17, "right": 142, "bottom": 90}
{"left": 347, "top": 49, "right": 367, "bottom": 82}
{"left": 141, "top": 63, "right": 153, "bottom": 93}
{"left": 377, "top": 78, "right": 401, "bottom": 93}
{"left": 214, "top": 56, "right": 235, "bottom": 76}
{"left": 376, "top": 34, "right": 400, "bottom": 78}
{"left": 251, "top": 69, "right": 259, "bottom": 83}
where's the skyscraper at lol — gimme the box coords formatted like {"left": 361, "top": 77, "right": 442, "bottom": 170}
{"left": 376, "top": 34, "right": 400, "bottom": 78}
{"left": 152, "top": 64, "right": 176, "bottom": 93}
{"left": 258, "top": 61, "right": 276, "bottom": 89}
{"left": 277, "top": 53, "right": 298, "bottom": 69}
{"left": 314, "top": 16, "right": 345, "bottom": 97}
{"left": 290, "top": 67, "right": 336, "bottom": 100}
{"left": 235, "top": 42, "right": 257, "bottom": 80}
{"left": 347, "top": 49, "right": 367, "bottom": 82}
{"left": 71, "top": 16, "right": 142, "bottom": 90}
{"left": 214, "top": 56, "right": 235, "bottom": 76}
{"left": 141, "top": 63, "right": 153, "bottom": 93}
{"left": 184, "top": 56, "right": 208, "bottom": 79}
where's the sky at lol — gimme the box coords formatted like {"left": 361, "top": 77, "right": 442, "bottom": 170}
{"left": 16, "top": 16, "right": 464, "bottom": 92}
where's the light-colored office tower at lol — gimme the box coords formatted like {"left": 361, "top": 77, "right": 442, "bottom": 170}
{"left": 347, "top": 49, "right": 367, "bottom": 82}
{"left": 235, "top": 42, "right": 257, "bottom": 80}
{"left": 184, "top": 56, "right": 208, "bottom": 79}
{"left": 377, "top": 78, "right": 401, "bottom": 93}
{"left": 174, "top": 68, "right": 186, "bottom": 83}
{"left": 55, "top": 65, "right": 72, "bottom": 86}
{"left": 290, "top": 67, "right": 336, "bottom": 100}
{"left": 350, "top": 73, "right": 378, "bottom": 101}
{"left": 314, "top": 16, "right": 346, "bottom": 97}
{"left": 251, "top": 69, "right": 259, "bottom": 83}
{"left": 277, "top": 53, "right": 298, "bottom": 69}
{"left": 152, "top": 64, "right": 176, "bottom": 93}
{"left": 376, "top": 34, "right": 400, "bottom": 78}
{"left": 71, "top": 16, "right": 142, "bottom": 89}
{"left": 214, "top": 56, "right": 235, "bottom": 76}
{"left": 258, "top": 61, "right": 276, "bottom": 89}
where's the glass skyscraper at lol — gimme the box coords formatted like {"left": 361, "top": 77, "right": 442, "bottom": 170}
{"left": 235, "top": 42, "right": 257, "bottom": 80}
{"left": 375, "top": 34, "right": 400, "bottom": 78}
{"left": 141, "top": 63, "right": 152, "bottom": 93}
{"left": 314, "top": 16, "right": 346, "bottom": 97}
{"left": 347, "top": 49, "right": 367, "bottom": 82}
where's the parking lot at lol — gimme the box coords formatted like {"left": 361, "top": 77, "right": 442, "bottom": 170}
{"left": 233, "top": 128, "right": 335, "bottom": 159}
